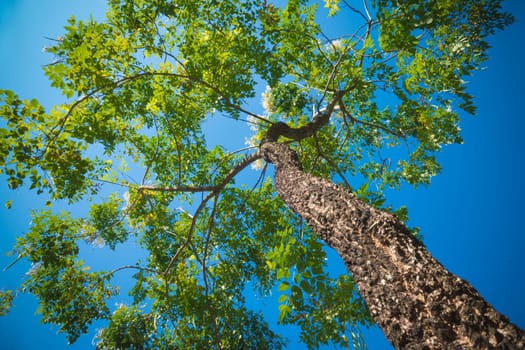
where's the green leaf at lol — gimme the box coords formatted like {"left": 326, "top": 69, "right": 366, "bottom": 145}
{"left": 278, "top": 304, "right": 291, "bottom": 323}
{"left": 324, "top": 0, "right": 340, "bottom": 16}
{"left": 0, "top": 290, "right": 13, "bottom": 316}
{"left": 278, "top": 281, "right": 290, "bottom": 291}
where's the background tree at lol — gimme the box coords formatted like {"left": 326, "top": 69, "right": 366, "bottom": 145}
{"left": 0, "top": 0, "right": 522, "bottom": 349}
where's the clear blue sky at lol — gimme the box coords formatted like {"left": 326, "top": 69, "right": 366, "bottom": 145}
{"left": 0, "top": 1, "right": 524, "bottom": 349}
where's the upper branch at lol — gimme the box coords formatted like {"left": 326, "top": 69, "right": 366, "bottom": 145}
{"left": 262, "top": 89, "right": 347, "bottom": 143}
{"left": 138, "top": 184, "right": 217, "bottom": 193}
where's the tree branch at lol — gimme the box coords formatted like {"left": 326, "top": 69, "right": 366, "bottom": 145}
{"left": 313, "top": 135, "right": 353, "bottom": 191}
{"left": 163, "top": 151, "right": 262, "bottom": 276}
{"left": 138, "top": 184, "right": 218, "bottom": 193}
{"left": 105, "top": 264, "right": 159, "bottom": 277}
{"left": 338, "top": 99, "right": 405, "bottom": 138}
{"left": 262, "top": 89, "right": 347, "bottom": 143}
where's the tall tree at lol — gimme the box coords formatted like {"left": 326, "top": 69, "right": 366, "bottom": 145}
{"left": 0, "top": 0, "right": 522, "bottom": 348}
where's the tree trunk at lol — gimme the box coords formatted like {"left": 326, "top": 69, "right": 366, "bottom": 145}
{"left": 261, "top": 141, "right": 525, "bottom": 350}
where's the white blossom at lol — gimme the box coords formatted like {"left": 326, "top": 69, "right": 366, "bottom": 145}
{"left": 247, "top": 115, "right": 259, "bottom": 132}
{"left": 245, "top": 135, "right": 258, "bottom": 148}
{"left": 261, "top": 85, "right": 273, "bottom": 114}
{"left": 26, "top": 262, "right": 43, "bottom": 276}
{"left": 329, "top": 39, "right": 343, "bottom": 51}
{"left": 92, "top": 237, "right": 105, "bottom": 248}
{"left": 244, "top": 137, "right": 265, "bottom": 170}
{"left": 325, "top": 39, "right": 344, "bottom": 54}
{"left": 250, "top": 158, "right": 265, "bottom": 171}
{"left": 451, "top": 35, "right": 470, "bottom": 54}
{"left": 122, "top": 191, "right": 130, "bottom": 211}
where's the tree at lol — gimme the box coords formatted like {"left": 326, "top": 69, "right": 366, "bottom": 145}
{"left": 0, "top": 0, "right": 522, "bottom": 348}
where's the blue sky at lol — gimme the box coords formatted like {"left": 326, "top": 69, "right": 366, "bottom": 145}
{"left": 0, "top": 1, "right": 524, "bottom": 349}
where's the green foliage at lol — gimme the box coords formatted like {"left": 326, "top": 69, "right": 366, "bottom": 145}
{"left": 324, "top": 0, "right": 340, "bottom": 16}
{"left": 268, "top": 225, "right": 373, "bottom": 349}
{"left": 15, "top": 211, "right": 116, "bottom": 343}
{"left": 268, "top": 82, "right": 310, "bottom": 117}
{"left": 85, "top": 194, "right": 129, "bottom": 249}
{"left": 0, "top": 0, "right": 512, "bottom": 348}
{"left": 95, "top": 304, "right": 154, "bottom": 349}
{"left": 0, "top": 290, "right": 13, "bottom": 316}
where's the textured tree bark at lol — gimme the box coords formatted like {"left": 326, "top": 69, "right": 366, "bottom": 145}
{"left": 261, "top": 141, "right": 525, "bottom": 350}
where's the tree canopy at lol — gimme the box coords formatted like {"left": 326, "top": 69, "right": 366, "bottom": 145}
{"left": 0, "top": 0, "right": 513, "bottom": 348}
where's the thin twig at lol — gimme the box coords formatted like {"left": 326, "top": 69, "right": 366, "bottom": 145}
{"left": 341, "top": 0, "right": 368, "bottom": 21}
{"left": 313, "top": 135, "right": 353, "bottom": 191}
{"left": 106, "top": 264, "right": 159, "bottom": 277}
{"left": 363, "top": 0, "right": 373, "bottom": 21}
{"left": 339, "top": 99, "right": 404, "bottom": 138}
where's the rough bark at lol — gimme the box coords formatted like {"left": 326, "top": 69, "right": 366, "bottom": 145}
{"left": 261, "top": 141, "right": 525, "bottom": 350}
